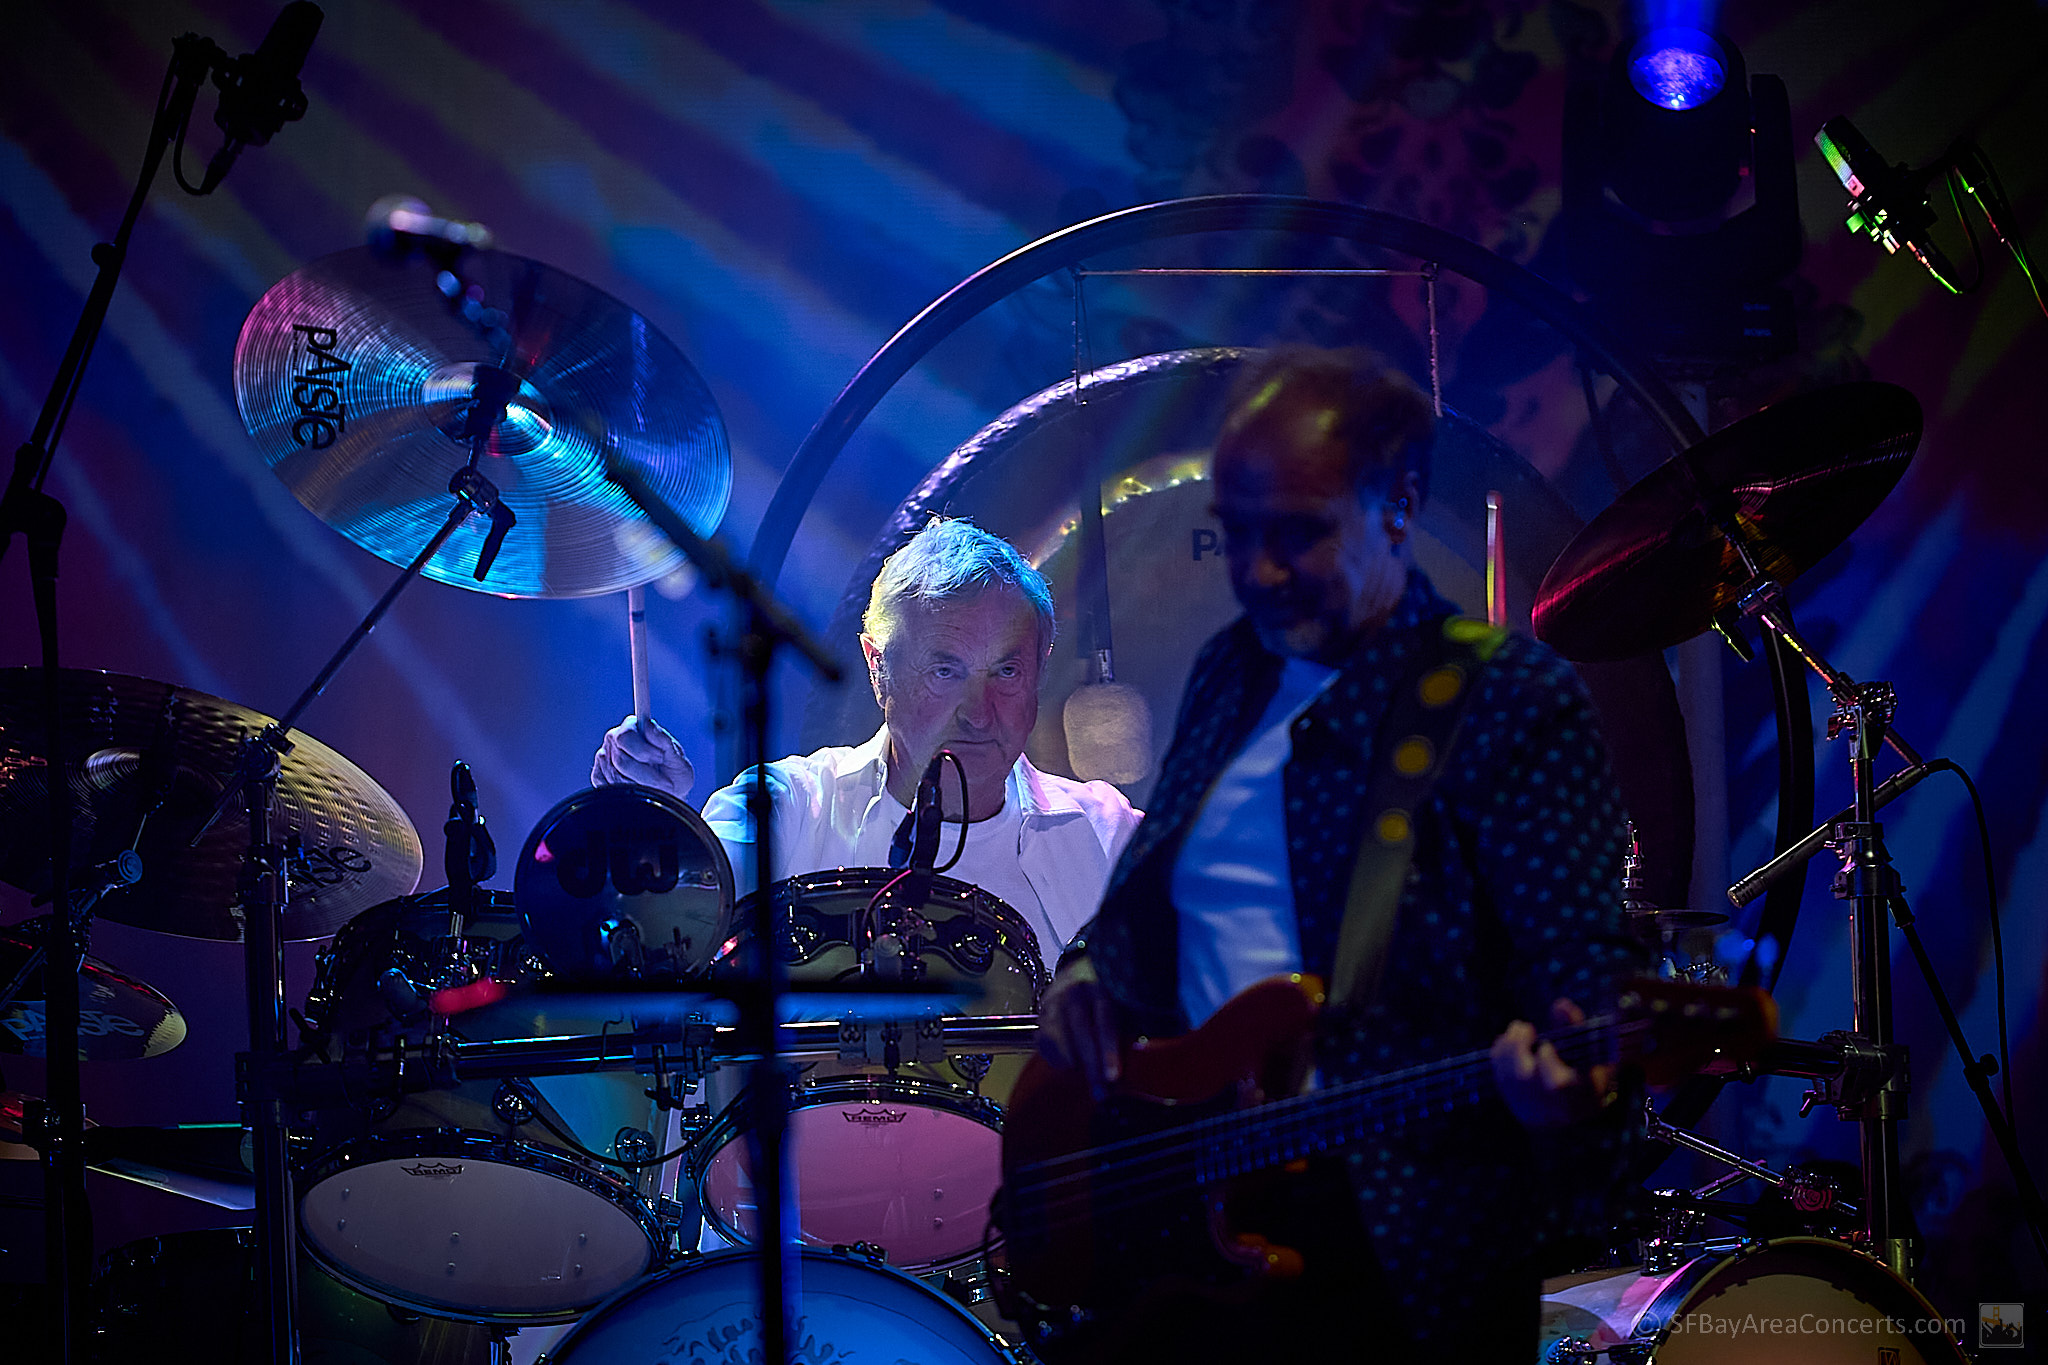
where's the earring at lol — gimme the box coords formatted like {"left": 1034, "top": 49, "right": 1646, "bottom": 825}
{"left": 1390, "top": 498, "right": 1408, "bottom": 532}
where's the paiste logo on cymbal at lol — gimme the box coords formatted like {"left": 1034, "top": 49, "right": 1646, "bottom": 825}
{"left": 289, "top": 323, "right": 351, "bottom": 449}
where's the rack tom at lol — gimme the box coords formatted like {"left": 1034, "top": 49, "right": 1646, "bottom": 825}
{"left": 694, "top": 869, "right": 1047, "bottom": 1271}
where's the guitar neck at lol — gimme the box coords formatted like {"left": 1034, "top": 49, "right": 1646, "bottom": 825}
{"left": 1199, "top": 1013, "right": 1630, "bottom": 1179}
{"left": 1013, "top": 1013, "right": 1633, "bottom": 1199}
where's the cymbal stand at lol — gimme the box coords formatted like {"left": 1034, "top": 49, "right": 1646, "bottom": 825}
{"left": 197, "top": 458, "right": 513, "bottom": 1365}
{"left": 1727, "top": 562, "right": 2048, "bottom": 1275}
{"left": 603, "top": 457, "right": 841, "bottom": 1365}
{"left": 1642, "top": 1102, "right": 1862, "bottom": 1256}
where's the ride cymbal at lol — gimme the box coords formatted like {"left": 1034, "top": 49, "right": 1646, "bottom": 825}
{"left": 0, "top": 669, "right": 421, "bottom": 940}
{"left": 1532, "top": 383, "right": 1922, "bottom": 662}
{"left": 233, "top": 247, "right": 730, "bottom": 598}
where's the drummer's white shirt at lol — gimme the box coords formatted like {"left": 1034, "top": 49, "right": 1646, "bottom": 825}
{"left": 697, "top": 727, "right": 1142, "bottom": 968}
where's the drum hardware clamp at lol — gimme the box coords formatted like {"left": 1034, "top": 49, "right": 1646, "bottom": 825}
{"left": 246, "top": 1019, "right": 711, "bottom": 1111}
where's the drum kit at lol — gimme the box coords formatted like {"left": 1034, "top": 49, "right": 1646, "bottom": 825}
{"left": 1, "top": 231, "right": 1058, "bottom": 1364}
{"left": 5, "top": 201, "right": 2037, "bottom": 1365}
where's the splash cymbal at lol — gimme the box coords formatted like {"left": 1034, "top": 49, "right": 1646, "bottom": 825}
{"left": 0, "top": 920, "right": 185, "bottom": 1060}
{"left": 1532, "top": 383, "right": 1921, "bottom": 662}
{"left": 233, "top": 247, "right": 730, "bottom": 598}
{"left": 0, "top": 669, "right": 421, "bottom": 940}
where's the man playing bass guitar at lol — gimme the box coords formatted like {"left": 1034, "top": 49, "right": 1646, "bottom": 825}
{"left": 1022, "top": 348, "right": 1652, "bottom": 1362}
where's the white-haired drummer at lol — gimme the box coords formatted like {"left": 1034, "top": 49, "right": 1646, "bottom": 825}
{"left": 592, "top": 517, "right": 1141, "bottom": 967}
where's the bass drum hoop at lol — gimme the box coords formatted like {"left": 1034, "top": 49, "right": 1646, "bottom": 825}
{"left": 546, "top": 1245, "right": 1015, "bottom": 1364}
{"left": 1626, "top": 1237, "right": 1967, "bottom": 1360}
{"left": 690, "top": 1075, "right": 1006, "bottom": 1266}
{"left": 296, "top": 1127, "right": 661, "bottom": 1325}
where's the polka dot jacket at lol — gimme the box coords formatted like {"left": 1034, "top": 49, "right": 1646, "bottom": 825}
{"left": 1083, "top": 569, "right": 1651, "bottom": 1344}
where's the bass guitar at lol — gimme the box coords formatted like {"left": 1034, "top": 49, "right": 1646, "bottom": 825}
{"left": 992, "top": 974, "right": 1776, "bottom": 1359}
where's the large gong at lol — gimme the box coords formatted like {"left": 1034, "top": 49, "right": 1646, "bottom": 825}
{"left": 798, "top": 348, "right": 1694, "bottom": 907}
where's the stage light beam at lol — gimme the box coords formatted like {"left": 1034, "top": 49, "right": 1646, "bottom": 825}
{"left": 1628, "top": 28, "right": 1728, "bottom": 111}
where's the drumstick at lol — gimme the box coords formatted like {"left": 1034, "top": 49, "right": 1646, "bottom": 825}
{"left": 1485, "top": 490, "right": 1507, "bottom": 627}
{"left": 628, "top": 583, "right": 652, "bottom": 720}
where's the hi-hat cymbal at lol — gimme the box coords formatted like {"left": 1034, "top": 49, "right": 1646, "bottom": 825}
{"left": 233, "top": 247, "right": 730, "bottom": 599}
{"left": 1532, "top": 383, "right": 1922, "bottom": 662}
{"left": 0, "top": 920, "right": 185, "bottom": 1059}
{"left": 0, "top": 669, "right": 421, "bottom": 940}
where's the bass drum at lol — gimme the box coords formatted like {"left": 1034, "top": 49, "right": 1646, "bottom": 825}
{"left": 296, "top": 886, "right": 665, "bottom": 1325}
{"left": 94, "top": 1228, "right": 506, "bottom": 1365}
{"left": 694, "top": 869, "right": 1047, "bottom": 1271}
{"left": 545, "top": 1245, "right": 1021, "bottom": 1364}
{"left": 1538, "top": 1238, "right": 1968, "bottom": 1363}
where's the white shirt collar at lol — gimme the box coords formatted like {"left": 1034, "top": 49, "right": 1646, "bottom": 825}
{"left": 845, "top": 724, "right": 1083, "bottom": 824}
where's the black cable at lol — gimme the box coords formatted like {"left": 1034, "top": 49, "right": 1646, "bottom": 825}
{"left": 1936, "top": 759, "right": 2015, "bottom": 1144}
{"left": 935, "top": 748, "right": 969, "bottom": 875}
{"left": 168, "top": 62, "right": 209, "bottom": 197}
{"left": 515, "top": 1081, "right": 698, "bottom": 1173}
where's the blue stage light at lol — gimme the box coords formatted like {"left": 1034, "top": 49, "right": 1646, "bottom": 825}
{"left": 1628, "top": 28, "right": 1728, "bottom": 111}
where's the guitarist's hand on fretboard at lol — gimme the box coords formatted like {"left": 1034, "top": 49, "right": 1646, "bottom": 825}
{"left": 1491, "top": 997, "right": 1618, "bottom": 1128}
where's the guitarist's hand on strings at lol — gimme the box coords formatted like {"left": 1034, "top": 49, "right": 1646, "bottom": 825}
{"left": 1037, "top": 960, "right": 1122, "bottom": 1096}
{"left": 1490, "top": 998, "right": 1616, "bottom": 1128}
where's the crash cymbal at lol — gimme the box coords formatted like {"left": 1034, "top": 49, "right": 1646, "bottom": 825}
{"left": 0, "top": 669, "right": 421, "bottom": 940}
{"left": 233, "top": 246, "right": 730, "bottom": 599}
{"left": 0, "top": 919, "right": 185, "bottom": 1059}
{"left": 1532, "top": 383, "right": 1922, "bottom": 662}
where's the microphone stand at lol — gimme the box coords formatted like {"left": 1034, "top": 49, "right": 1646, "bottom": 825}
{"left": 602, "top": 458, "right": 841, "bottom": 1365}
{"left": 1725, "top": 558, "right": 2048, "bottom": 1276}
{"left": 0, "top": 30, "right": 235, "bottom": 1363}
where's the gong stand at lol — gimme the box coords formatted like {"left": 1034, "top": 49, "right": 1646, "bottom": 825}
{"left": 604, "top": 457, "right": 842, "bottom": 1365}
{"left": 1725, "top": 556, "right": 2048, "bottom": 1275}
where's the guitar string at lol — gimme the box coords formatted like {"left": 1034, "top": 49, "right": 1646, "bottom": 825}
{"left": 1009, "top": 1018, "right": 1630, "bottom": 1234}
{"left": 1013, "top": 1013, "right": 1618, "bottom": 1188}
{"left": 1005, "top": 1015, "right": 1640, "bottom": 1234}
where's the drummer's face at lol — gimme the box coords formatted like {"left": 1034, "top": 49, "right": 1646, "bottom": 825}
{"left": 862, "top": 589, "right": 1046, "bottom": 815}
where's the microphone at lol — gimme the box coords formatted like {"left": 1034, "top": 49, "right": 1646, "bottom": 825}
{"left": 1726, "top": 759, "right": 1941, "bottom": 908}
{"left": 201, "top": 3, "right": 324, "bottom": 193}
{"left": 1814, "top": 117, "right": 1958, "bottom": 287}
{"left": 367, "top": 195, "right": 496, "bottom": 266}
{"left": 907, "top": 750, "right": 948, "bottom": 881}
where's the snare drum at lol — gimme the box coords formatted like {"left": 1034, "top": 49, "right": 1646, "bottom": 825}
{"left": 1538, "top": 1238, "right": 1968, "bottom": 1363}
{"left": 694, "top": 869, "right": 1046, "bottom": 1271}
{"left": 296, "top": 887, "right": 666, "bottom": 1324}
{"left": 545, "top": 1245, "right": 1022, "bottom": 1364}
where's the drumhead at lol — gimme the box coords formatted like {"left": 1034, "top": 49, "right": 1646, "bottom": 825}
{"left": 1540, "top": 1238, "right": 1967, "bottom": 1363}
{"left": 695, "top": 1076, "right": 1004, "bottom": 1271}
{"left": 548, "top": 1246, "right": 1013, "bottom": 1364}
{"left": 515, "top": 784, "right": 735, "bottom": 981}
{"left": 298, "top": 1130, "right": 658, "bottom": 1324}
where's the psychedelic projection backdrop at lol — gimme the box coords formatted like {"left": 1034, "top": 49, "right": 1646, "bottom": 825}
{"left": 1, "top": 0, "right": 2044, "bottom": 1318}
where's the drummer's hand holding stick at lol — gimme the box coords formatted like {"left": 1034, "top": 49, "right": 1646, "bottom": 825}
{"left": 1036, "top": 957, "right": 1122, "bottom": 1098}
{"left": 590, "top": 584, "right": 696, "bottom": 796}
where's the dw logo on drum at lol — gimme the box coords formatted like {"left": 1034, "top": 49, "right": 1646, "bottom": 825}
{"left": 548, "top": 827, "right": 683, "bottom": 898}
